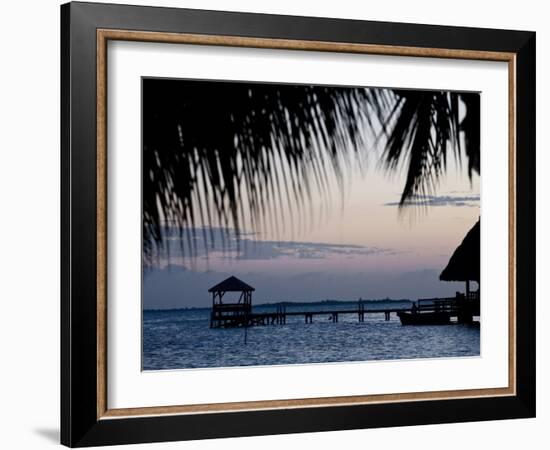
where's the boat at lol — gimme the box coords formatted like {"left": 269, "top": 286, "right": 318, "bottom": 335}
{"left": 397, "top": 311, "right": 451, "bottom": 325}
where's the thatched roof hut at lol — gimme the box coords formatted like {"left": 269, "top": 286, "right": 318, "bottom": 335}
{"left": 208, "top": 276, "right": 255, "bottom": 293}
{"left": 440, "top": 219, "right": 480, "bottom": 283}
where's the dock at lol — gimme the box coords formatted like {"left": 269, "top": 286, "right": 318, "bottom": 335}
{"left": 396, "top": 294, "right": 480, "bottom": 325}
{"left": 207, "top": 275, "right": 480, "bottom": 329}
{"left": 210, "top": 303, "right": 410, "bottom": 328}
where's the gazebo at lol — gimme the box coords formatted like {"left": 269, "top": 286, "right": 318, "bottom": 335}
{"left": 440, "top": 219, "right": 480, "bottom": 322}
{"left": 208, "top": 276, "right": 255, "bottom": 328}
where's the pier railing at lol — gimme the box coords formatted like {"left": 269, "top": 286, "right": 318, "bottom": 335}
{"left": 416, "top": 292, "right": 480, "bottom": 316}
{"left": 416, "top": 297, "right": 458, "bottom": 313}
{"left": 210, "top": 292, "right": 480, "bottom": 328}
{"left": 210, "top": 301, "right": 410, "bottom": 328}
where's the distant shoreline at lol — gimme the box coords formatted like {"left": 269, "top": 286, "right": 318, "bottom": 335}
{"left": 144, "top": 298, "right": 413, "bottom": 312}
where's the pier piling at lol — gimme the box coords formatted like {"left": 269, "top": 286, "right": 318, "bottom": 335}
{"left": 211, "top": 304, "right": 412, "bottom": 328}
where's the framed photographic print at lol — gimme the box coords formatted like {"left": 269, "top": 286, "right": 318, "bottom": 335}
{"left": 61, "top": 1, "right": 536, "bottom": 447}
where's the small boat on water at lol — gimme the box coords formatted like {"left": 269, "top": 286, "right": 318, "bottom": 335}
{"left": 397, "top": 311, "right": 451, "bottom": 325}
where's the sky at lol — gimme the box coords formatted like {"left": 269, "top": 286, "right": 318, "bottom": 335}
{"left": 143, "top": 151, "right": 479, "bottom": 309}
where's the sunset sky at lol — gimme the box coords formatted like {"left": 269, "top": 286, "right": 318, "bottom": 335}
{"left": 143, "top": 145, "right": 479, "bottom": 309}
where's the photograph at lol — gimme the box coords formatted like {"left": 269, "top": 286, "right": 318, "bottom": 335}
{"left": 55, "top": 1, "right": 536, "bottom": 446}
{"left": 141, "top": 78, "right": 481, "bottom": 370}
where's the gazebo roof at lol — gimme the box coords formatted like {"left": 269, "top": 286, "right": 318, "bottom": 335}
{"left": 440, "top": 219, "right": 480, "bottom": 283}
{"left": 208, "top": 276, "right": 255, "bottom": 293}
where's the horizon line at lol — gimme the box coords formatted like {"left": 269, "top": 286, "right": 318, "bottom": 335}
{"left": 144, "top": 298, "right": 414, "bottom": 312}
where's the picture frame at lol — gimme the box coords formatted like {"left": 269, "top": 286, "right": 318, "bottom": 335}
{"left": 60, "top": 1, "right": 536, "bottom": 447}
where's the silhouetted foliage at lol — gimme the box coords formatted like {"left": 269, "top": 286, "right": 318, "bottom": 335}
{"left": 143, "top": 79, "right": 479, "bottom": 262}
{"left": 378, "top": 90, "right": 480, "bottom": 205}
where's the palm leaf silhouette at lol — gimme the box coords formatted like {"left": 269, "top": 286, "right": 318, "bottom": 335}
{"left": 143, "top": 78, "right": 479, "bottom": 262}
{"left": 378, "top": 90, "right": 479, "bottom": 205}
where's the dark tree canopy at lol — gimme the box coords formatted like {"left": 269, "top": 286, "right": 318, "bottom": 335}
{"left": 143, "top": 78, "right": 479, "bottom": 262}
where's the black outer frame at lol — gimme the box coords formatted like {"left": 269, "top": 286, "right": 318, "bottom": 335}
{"left": 61, "top": 1, "right": 536, "bottom": 447}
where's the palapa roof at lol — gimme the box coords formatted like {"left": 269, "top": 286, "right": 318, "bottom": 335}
{"left": 208, "top": 276, "right": 255, "bottom": 293}
{"left": 440, "top": 219, "right": 480, "bottom": 283}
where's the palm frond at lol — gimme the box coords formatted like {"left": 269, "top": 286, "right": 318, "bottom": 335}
{"left": 143, "top": 79, "right": 377, "bottom": 263}
{"left": 374, "top": 89, "right": 478, "bottom": 206}
{"left": 143, "top": 79, "right": 479, "bottom": 262}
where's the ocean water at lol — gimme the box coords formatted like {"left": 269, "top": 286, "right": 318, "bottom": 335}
{"left": 142, "top": 302, "right": 480, "bottom": 370}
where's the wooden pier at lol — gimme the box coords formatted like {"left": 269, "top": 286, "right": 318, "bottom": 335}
{"left": 249, "top": 307, "right": 408, "bottom": 325}
{"left": 207, "top": 275, "right": 479, "bottom": 329}
{"left": 211, "top": 296, "right": 479, "bottom": 328}
{"left": 397, "top": 293, "right": 480, "bottom": 325}
{"left": 211, "top": 302, "right": 410, "bottom": 328}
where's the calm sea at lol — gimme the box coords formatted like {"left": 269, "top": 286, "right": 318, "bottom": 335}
{"left": 142, "top": 301, "right": 480, "bottom": 370}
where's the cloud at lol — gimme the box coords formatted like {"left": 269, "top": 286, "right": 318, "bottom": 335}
{"left": 227, "top": 239, "right": 390, "bottom": 261}
{"left": 384, "top": 193, "right": 480, "bottom": 208}
{"left": 149, "top": 226, "right": 396, "bottom": 263}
